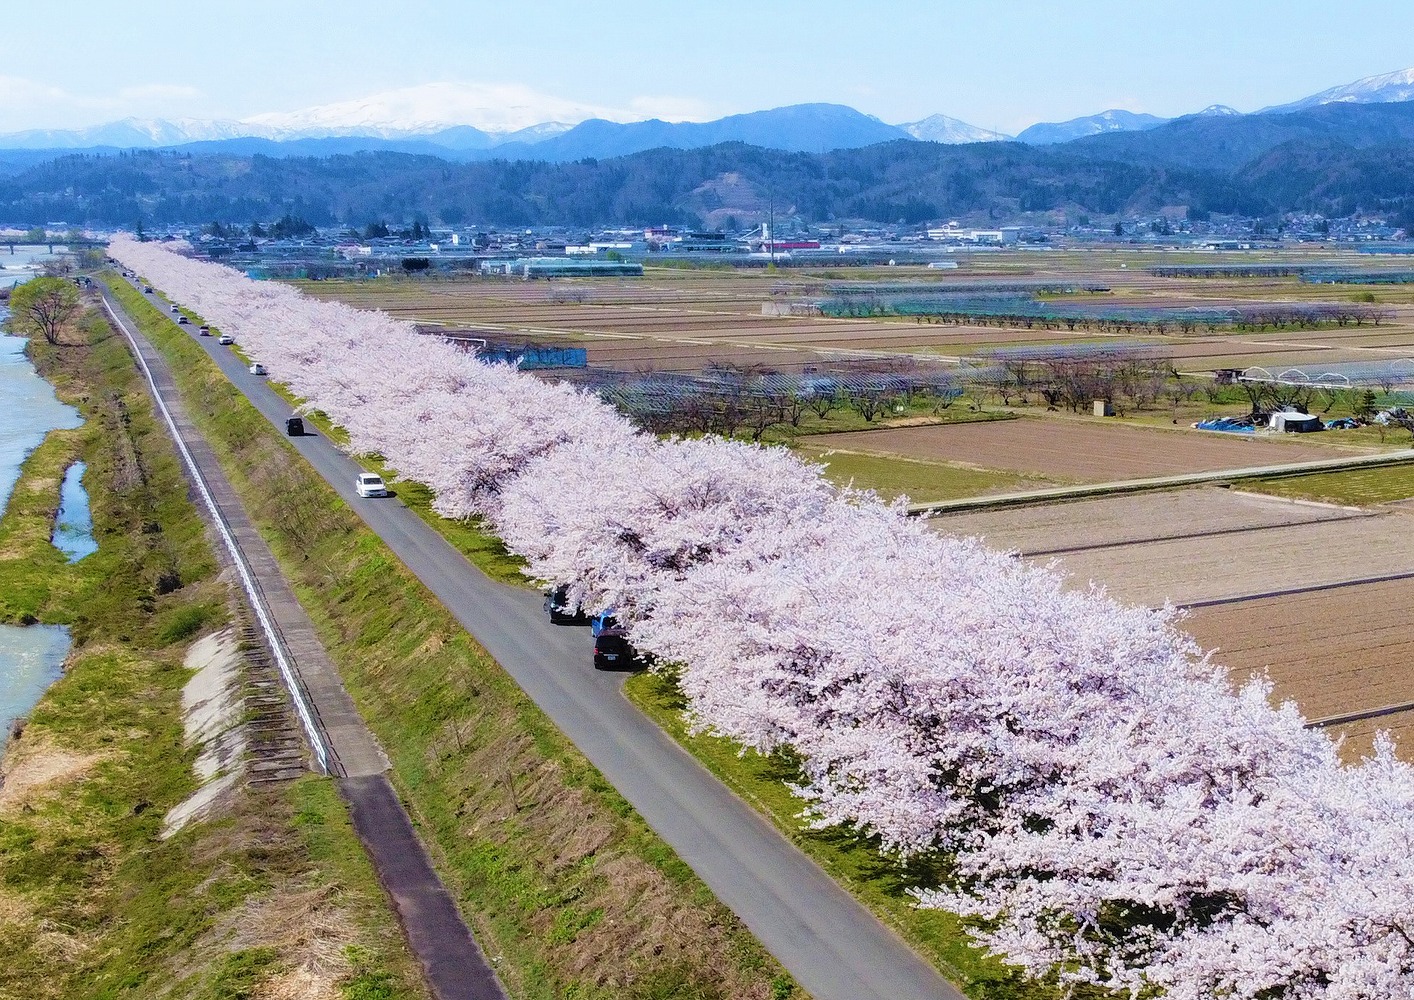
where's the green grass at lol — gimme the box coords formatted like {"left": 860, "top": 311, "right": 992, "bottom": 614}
{"left": 793, "top": 446, "right": 1052, "bottom": 503}
{"left": 0, "top": 304, "right": 423, "bottom": 999}
{"left": 1238, "top": 461, "right": 1414, "bottom": 506}
{"left": 103, "top": 273, "right": 794, "bottom": 1000}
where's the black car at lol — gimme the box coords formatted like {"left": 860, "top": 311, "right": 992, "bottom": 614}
{"left": 591, "top": 612, "right": 636, "bottom": 670}
{"left": 592, "top": 632, "right": 635, "bottom": 670}
{"left": 544, "top": 585, "right": 587, "bottom": 625}
{"left": 285, "top": 416, "right": 304, "bottom": 436}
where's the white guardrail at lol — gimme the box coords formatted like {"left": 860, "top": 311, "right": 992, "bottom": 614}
{"left": 101, "top": 291, "right": 332, "bottom": 775}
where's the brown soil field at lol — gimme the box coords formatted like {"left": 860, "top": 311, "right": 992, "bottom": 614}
{"left": 807, "top": 418, "right": 1357, "bottom": 481}
{"left": 934, "top": 489, "right": 1414, "bottom": 759}
{"left": 933, "top": 487, "right": 1366, "bottom": 556}
{"left": 300, "top": 271, "right": 1414, "bottom": 378}
{"left": 1183, "top": 579, "right": 1414, "bottom": 759}
{"left": 1038, "top": 507, "right": 1414, "bottom": 607}
{"left": 934, "top": 489, "right": 1414, "bottom": 607}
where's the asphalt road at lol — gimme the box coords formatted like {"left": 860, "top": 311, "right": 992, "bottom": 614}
{"left": 113, "top": 279, "right": 963, "bottom": 1000}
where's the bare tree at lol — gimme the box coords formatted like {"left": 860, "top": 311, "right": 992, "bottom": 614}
{"left": 5, "top": 277, "right": 81, "bottom": 346}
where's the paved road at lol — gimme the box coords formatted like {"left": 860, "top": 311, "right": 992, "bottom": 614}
{"left": 101, "top": 288, "right": 507, "bottom": 1000}
{"left": 109, "top": 280, "right": 963, "bottom": 1000}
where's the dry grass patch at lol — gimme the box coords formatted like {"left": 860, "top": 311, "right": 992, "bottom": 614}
{"left": 0, "top": 735, "right": 105, "bottom": 812}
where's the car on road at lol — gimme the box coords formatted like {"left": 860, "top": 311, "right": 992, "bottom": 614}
{"left": 355, "top": 472, "right": 388, "bottom": 498}
{"left": 198, "top": 325, "right": 210, "bottom": 336}
{"left": 591, "top": 612, "right": 636, "bottom": 670}
{"left": 249, "top": 362, "right": 267, "bottom": 376}
{"left": 169, "top": 304, "right": 179, "bottom": 313}
{"left": 218, "top": 334, "right": 234, "bottom": 345}
{"left": 143, "top": 285, "right": 152, "bottom": 293}
{"left": 544, "top": 585, "right": 588, "bottom": 624}
{"left": 177, "top": 316, "right": 189, "bottom": 325}
{"left": 285, "top": 416, "right": 304, "bottom": 436}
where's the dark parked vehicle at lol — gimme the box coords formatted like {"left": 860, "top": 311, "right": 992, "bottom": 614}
{"left": 544, "top": 585, "right": 587, "bottom": 625}
{"left": 285, "top": 416, "right": 304, "bottom": 436}
{"left": 591, "top": 612, "right": 636, "bottom": 670}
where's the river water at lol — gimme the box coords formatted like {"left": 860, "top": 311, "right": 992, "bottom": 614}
{"left": 0, "top": 253, "right": 86, "bottom": 748}
{"left": 0, "top": 624, "right": 71, "bottom": 746}
{"left": 0, "top": 244, "right": 64, "bottom": 292}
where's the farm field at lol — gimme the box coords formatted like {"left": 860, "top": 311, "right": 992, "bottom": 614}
{"left": 933, "top": 486, "right": 1365, "bottom": 555}
{"left": 934, "top": 488, "right": 1414, "bottom": 606}
{"left": 1240, "top": 462, "right": 1414, "bottom": 506}
{"left": 934, "top": 488, "right": 1414, "bottom": 758}
{"left": 298, "top": 263, "right": 1414, "bottom": 757}
{"left": 802, "top": 417, "right": 1362, "bottom": 482}
{"left": 794, "top": 445, "right": 1056, "bottom": 503}
{"left": 1183, "top": 581, "right": 1414, "bottom": 758}
{"left": 296, "top": 261, "right": 1414, "bottom": 375}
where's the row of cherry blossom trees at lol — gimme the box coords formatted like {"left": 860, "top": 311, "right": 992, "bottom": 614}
{"left": 109, "top": 237, "right": 1414, "bottom": 1000}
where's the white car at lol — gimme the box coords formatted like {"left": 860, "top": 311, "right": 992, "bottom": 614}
{"left": 218, "top": 334, "right": 234, "bottom": 345}
{"left": 249, "top": 362, "right": 267, "bottom": 376}
{"left": 355, "top": 473, "right": 388, "bottom": 498}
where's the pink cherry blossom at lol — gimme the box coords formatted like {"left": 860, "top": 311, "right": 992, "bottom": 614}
{"left": 110, "top": 237, "right": 1414, "bottom": 999}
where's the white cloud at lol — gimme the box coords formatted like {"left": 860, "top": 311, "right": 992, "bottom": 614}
{"left": 0, "top": 75, "right": 726, "bottom": 137}
{"left": 0, "top": 74, "right": 202, "bottom": 131}
{"left": 116, "top": 83, "right": 202, "bottom": 102}
{"left": 243, "top": 81, "right": 725, "bottom": 134}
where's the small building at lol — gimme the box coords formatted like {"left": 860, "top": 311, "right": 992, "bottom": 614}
{"left": 1269, "top": 411, "right": 1322, "bottom": 433}
{"left": 480, "top": 257, "right": 643, "bottom": 278}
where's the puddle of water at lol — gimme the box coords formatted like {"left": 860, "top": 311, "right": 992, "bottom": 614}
{"left": 52, "top": 461, "right": 96, "bottom": 562}
{"left": 0, "top": 623, "right": 70, "bottom": 750}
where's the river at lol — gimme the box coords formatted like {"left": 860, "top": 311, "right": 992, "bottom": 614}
{"left": 0, "top": 250, "right": 84, "bottom": 748}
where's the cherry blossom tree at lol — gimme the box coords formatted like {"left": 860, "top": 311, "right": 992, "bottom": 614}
{"left": 109, "top": 236, "right": 1414, "bottom": 1000}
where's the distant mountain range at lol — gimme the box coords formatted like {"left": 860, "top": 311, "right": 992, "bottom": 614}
{"left": 9, "top": 67, "right": 1414, "bottom": 229}
{"left": 5, "top": 66, "right": 1414, "bottom": 164}
{"left": 11, "top": 95, "right": 1414, "bottom": 229}
{"left": 1017, "top": 110, "right": 1169, "bottom": 146}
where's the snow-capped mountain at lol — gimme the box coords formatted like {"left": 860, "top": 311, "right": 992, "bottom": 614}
{"left": 1265, "top": 67, "right": 1414, "bottom": 113}
{"left": 900, "top": 114, "right": 1008, "bottom": 144}
{"left": 0, "top": 116, "right": 279, "bottom": 149}
{"left": 241, "top": 82, "right": 659, "bottom": 138}
{"left": 10, "top": 67, "right": 1414, "bottom": 157}
{"left": 1016, "top": 109, "right": 1168, "bottom": 145}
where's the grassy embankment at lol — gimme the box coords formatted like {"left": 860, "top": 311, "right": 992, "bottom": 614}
{"left": 0, "top": 308, "right": 423, "bottom": 999}
{"left": 131, "top": 279, "right": 1081, "bottom": 997}
{"left": 107, "top": 274, "right": 795, "bottom": 1000}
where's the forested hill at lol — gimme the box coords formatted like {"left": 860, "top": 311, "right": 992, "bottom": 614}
{"left": 5, "top": 127, "right": 1414, "bottom": 228}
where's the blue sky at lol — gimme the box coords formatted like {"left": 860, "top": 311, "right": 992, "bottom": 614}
{"left": 4, "top": 1, "right": 1414, "bottom": 133}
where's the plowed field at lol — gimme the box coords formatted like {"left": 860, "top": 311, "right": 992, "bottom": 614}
{"left": 807, "top": 419, "right": 1352, "bottom": 481}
